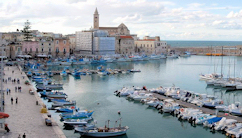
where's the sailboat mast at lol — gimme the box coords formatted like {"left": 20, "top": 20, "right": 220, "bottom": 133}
{"left": 234, "top": 46, "right": 236, "bottom": 79}
{"left": 221, "top": 46, "right": 223, "bottom": 77}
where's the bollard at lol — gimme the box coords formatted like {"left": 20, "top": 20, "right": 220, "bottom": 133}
{"left": 36, "top": 101, "right": 38, "bottom": 105}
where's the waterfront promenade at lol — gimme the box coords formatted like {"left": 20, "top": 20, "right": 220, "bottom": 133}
{"left": 1, "top": 66, "right": 66, "bottom": 138}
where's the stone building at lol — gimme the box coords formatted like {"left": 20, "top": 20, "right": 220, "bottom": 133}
{"left": 54, "top": 38, "right": 70, "bottom": 57}
{"left": 66, "top": 34, "right": 76, "bottom": 55}
{"left": 22, "top": 41, "right": 39, "bottom": 57}
{"left": 38, "top": 40, "right": 54, "bottom": 58}
{"left": 134, "top": 36, "right": 168, "bottom": 55}
{"left": 116, "top": 36, "right": 135, "bottom": 55}
{"left": 93, "top": 8, "right": 130, "bottom": 36}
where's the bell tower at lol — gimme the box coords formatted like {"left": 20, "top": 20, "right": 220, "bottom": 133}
{"left": 93, "top": 8, "right": 99, "bottom": 29}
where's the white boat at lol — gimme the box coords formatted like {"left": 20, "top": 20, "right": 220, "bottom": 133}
{"left": 214, "top": 118, "right": 237, "bottom": 131}
{"left": 98, "top": 71, "right": 108, "bottom": 76}
{"left": 146, "top": 98, "right": 161, "bottom": 107}
{"left": 116, "top": 58, "right": 126, "bottom": 62}
{"left": 133, "top": 93, "right": 153, "bottom": 101}
{"left": 225, "top": 123, "right": 242, "bottom": 137}
{"left": 103, "top": 57, "right": 114, "bottom": 63}
{"left": 77, "top": 119, "right": 129, "bottom": 137}
{"left": 167, "top": 54, "right": 179, "bottom": 58}
{"left": 63, "top": 119, "right": 87, "bottom": 125}
{"left": 162, "top": 99, "right": 180, "bottom": 113}
{"left": 195, "top": 114, "right": 216, "bottom": 124}
{"left": 150, "top": 54, "right": 161, "bottom": 60}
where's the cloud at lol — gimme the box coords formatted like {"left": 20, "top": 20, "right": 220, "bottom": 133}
{"left": 65, "top": 0, "right": 86, "bottom": 4}
{"left": 212, "top": 20, "right": 225, "bottom": 25}
{"left": 227, "top": 10, "right": 242, "bottom": 18}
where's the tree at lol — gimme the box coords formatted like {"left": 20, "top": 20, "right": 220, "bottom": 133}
{"left": 22, "top": 20, "right": 33, "bottom": 41}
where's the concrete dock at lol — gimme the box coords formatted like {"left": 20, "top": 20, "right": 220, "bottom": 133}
{"left": 152, "top": 93, "right": 242, "bottom": 122}
{"left": 1, "top": 66, "right": 66, "bottom": 138}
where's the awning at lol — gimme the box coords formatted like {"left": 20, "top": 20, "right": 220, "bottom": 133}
{"left": 37, "top": 55, "right": 47, "bottom": 57}
{"left": 17, "top": 55, "right": 32, "bottom": 58}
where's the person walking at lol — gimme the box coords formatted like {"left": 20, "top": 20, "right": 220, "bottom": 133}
{"left": 18, "top": 134, "right": 21, "bottom": 138}
{"left": 15, "top": 86, "right": 17, "bottom": 92}
{"left": 9, "top": 89, "right": 11, "bottom": 94}
{"left": 22, "top": 133, "right": 26, "bottom": 138}
{"left": 11, "top": 97, "right": 13, "bottom": 105}
{"left": 16, "top": 97, "right": 18, "bottom": 104}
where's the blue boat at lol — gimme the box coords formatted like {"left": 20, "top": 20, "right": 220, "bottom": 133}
{"left": 62, "top": 110, "right": 94, "bottom": 120}
{"left": 56, "top": 106, "right": 77, "bottom": 113}
{"left": 60, "top": 69, "right": 68, "bottom": 76}
{"left": 91, "top": 60, "right": 99, "bottom": 64}
{"left": 206, "top": 117, "right": 222, "bottom": 124}
{"left": 27, "top": 71, "right": 32, "bottom": 77}
{"left": 72, "top": 69, "right": 81, "bottom": 76}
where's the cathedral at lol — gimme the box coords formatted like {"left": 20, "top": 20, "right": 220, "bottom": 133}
{"left": 93, "top": 8, "right": 130, "bottom": 36}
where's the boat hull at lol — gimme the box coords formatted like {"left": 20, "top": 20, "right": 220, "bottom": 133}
{"left": 80, "top": 130, "right": 127, "bottom": 137}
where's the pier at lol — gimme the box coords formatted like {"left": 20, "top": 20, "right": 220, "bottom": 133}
{"left": 2, "top": 66, "right": 66, "bottom": 138}
{"left": 152, "top": 93, "right": 242, "bottom": 122}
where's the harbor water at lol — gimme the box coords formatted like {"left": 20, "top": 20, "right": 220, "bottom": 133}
{"left": 43, "top": 55, "right": 242, "bottom": 138}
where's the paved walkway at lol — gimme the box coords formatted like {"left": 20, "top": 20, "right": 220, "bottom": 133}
{"left": 1, "top": 66, "right": 66, "bottom": 138}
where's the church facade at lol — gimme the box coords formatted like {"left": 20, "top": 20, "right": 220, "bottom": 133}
{"left": 93, "top": 8, "right": 134, "bottom": 55}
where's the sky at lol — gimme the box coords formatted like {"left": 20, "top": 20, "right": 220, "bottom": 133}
{"left": 1, "top": 0, "right": 242, "bottom": 41}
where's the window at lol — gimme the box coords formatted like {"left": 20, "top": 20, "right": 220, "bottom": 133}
{"left": 18, "top": 47, "right": 20, "bottom": 52}
{"left": 49, "top": 48, "right": 51, "bottom": 52}
{"left": 42, "top": 48, "right": 44, "bottom": 52}
{"left": 36, "top": 48, "right": 38, "bottom": 52}
{"left": 30, "top": 48, "right": 32, "bottom": 53}
{"left": 64, "top": 40, "right": 66, "bottom": 44}
{"left": 25, "top": 48, "right": 27, "bottom": 53}
{"left": 56, "top": 40, "right": 59, "bottom": 44}
{"left": 64, "top": 48, "right": 66, "bottom": 53}
{"left": 49, "top": 43, "right": 51, "bottom": 46}
{"left": 147, "top": 44, "right": 149, "bottom": 47}
{"left": 41, "top": 43, "right": 43, "bottom": 46}
{"left": 151, "top": 44, "right": 152, "bottom": 47}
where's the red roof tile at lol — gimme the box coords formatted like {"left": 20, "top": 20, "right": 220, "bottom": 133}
{"left": 137, "top": 39, "right": 156, "bottom": 41}
{"left": 120, "top": 36, "right": 133, "bottom": 39}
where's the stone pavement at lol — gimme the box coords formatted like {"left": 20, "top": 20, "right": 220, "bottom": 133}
{"left": 0, "top": 66, "right": 66, "bottom": 138}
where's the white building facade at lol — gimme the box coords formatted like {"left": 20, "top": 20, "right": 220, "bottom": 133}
{"left": 75, "top": 30, "right": 115, "bottom": 55}
{"left": 75, "top": 31, "right": 93, "bottom": 55}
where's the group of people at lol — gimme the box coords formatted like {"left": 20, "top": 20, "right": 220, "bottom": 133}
{"left": 2, "top": 77, "right": 21, "bottom": 84}
{"left": 10, "top": 97, "right": 18, "bottom": 104}
{"left": 15, "top": 86, "right": 22, "bottom": 92}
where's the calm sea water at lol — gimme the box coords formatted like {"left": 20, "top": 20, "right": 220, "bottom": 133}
{"left": 42, "top": 56, "right": 242, "bottom": 138}
{"left": 167, "top": 40, "right": 242, "bottom": 47}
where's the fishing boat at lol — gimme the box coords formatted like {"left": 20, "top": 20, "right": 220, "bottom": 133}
{"left": 116, "top": 57, "right": 126, "bottom": 62}
{"left": 60, "top": 69, "right": 68, "bottom": 76}
{"left": 52, "top": 100, "right": 76, "bottom": 107}
{"left": 150, "top": 54, "right": 161, "bottom": 60}
{"left": 72, "top": 59, "right": 87, "bottom": 65}
{"left": 60, "top": 59, "right": 72, "bottom": 66}
{"left": 77, "top": 118, "right": 129, "bottom": 137}
{"left": 46, "top": 92, "right": 67, "bottom": 98}
{"left": 27, "top": 71, "right": 32, "bottom": 77}
{"left": 103, "top": 57, "right": 114, "bottom": 63}
{"left": 63, "top": 119, "right": 88, "bottom": 126}
{"left": 46, "top": 71, "right": 54, "bottom": 77}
